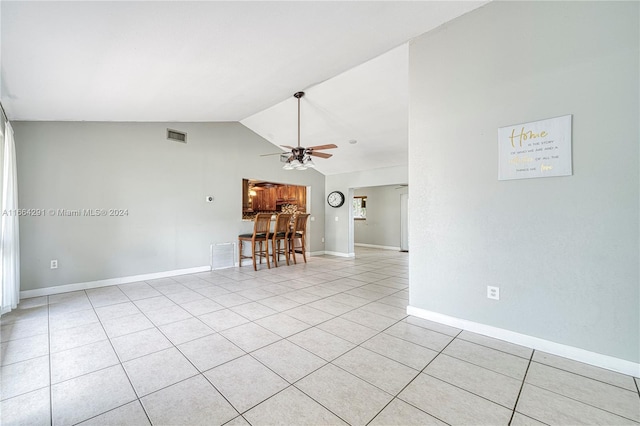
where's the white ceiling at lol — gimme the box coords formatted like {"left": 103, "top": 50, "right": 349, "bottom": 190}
{"left": 242, "top": 44, "right": 411, "bottom": 175}
{"left": 1, "top": 1, "right": 487, "bottom": 175}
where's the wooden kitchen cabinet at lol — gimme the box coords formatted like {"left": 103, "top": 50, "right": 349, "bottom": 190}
{"left": 242, "top": 179, "right": 252, "bottom": 212}
{"left": 296, "top": 186, "right": 306, "bottom": 212}
{"left": 266, "top": 188, "right": 276, "bottom": 210}
{"left": 242, "top": 180, "right": 306, "bottom": 216}
{"left": 254, "top": 187, "right": 276, "bottom": 211}
{"left": 276, "top": 185, "right": 298, "bottom": 203}
{"left": 287, "top": 185, "right": 297, "bottom": 201}
{"left": 251, "top": 191, "right": 260, "bottom": 211}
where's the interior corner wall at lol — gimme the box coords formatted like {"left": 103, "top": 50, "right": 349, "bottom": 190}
{"left": 14, "top": 121, "right": 325, "bottom": 291}
{"left": 324, "top": 165, "right": 407, "bottom": 255}
{"left": 408, "top": 1, "right": 639, "bottom": 363}
{"left": 354, "top": 185, "right": 408, "bottom": 248}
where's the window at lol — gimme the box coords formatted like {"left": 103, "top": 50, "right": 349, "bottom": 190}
{"left": 353, "top": 196, "right": 367, "bottom": 220}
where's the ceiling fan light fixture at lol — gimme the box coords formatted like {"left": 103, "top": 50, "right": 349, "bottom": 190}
{"left": 283, "top": 161, "right": 294, "bottom": 170}
{"left": 303, "top": 156, "right": 315, "bottom": 168}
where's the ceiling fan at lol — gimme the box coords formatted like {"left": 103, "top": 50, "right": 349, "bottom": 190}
{"left": 261, "top": 91, "right": 338, "bottom": 170}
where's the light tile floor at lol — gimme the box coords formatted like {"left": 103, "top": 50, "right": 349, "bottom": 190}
{"left": 1, "top": 248, "right": 639, "bottom": 425}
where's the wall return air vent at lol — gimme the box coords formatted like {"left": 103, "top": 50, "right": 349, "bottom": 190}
{"left": 167, "top": 128, "right": 187, "bottom": 143}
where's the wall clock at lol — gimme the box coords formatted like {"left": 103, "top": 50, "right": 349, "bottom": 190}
{"left": 327, "top": 191, "right": 345, "bottom": 208}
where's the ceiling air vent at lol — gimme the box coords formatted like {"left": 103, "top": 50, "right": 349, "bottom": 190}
{"left": 167, "top": 129, "right": 187, "bottom": 143}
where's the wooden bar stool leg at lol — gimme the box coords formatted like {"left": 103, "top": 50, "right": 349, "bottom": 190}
{"left": 301, "top": 234, "right": 307, "bottom": 263}
{"left": 252, "top": 240, "right": 257, "bottom": 271}
{"left": 289, "top": 236, "right": 295, "bottom": 264}
{"left": 284, "top": 238, "right": 290, "bottom": 266}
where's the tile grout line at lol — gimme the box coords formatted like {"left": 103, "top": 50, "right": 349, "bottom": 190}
{"left": 302, "top": 305, "right": 451, "bottom": 425}
{"left": 219, "top": 260, "right": 410, "bottom": 424}
{"left": 12, "top": 252, "right": 410, "bottom": 425}
{"left": 122, "top": 283, "right": 245, "bottom": 424}
{"left": 413, "top": 332, "right": 546, "bottom": 417}
{"left": 411, "top": 324, "right": 637, "bottom": 395}
{"left": 210, "top": 310, "right": 346, "bottom": 418}
{"left": 507, "top": 348, "right": 535, "bottom": 425}
{"left": 454, "top": 335, "right": 533, "bottom": 361}
{"left": 84, "top": 288, "right": 155, "bottom": 426}
{"left": 366, "top": 329, "right": 463, "bottom": 426}
{"left": 82, "top": 281, "right": 243, "bottom": 424}
{"left": 47, "top": 265, "right": 400, "bottom": 372}
{"left": 289, "top": 383, "right": 355, "bottom": 426}
{"left": 195, "top": 310, "right": 351, "bottom": 423}
{"left": 529, "top": 359, "right": 640, "bottom": 393}
{"left": 524, "top": 381, "right": 640, "bottom": 423}
{"left": 47, "top": 296, "right": 53, "bottom": 425}
{"left": 128, "top": 283, "right": 246, "bottom": 423}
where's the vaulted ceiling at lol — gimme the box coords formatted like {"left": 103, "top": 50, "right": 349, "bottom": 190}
{"left": 1, "top": 1, "right": 487, "bottom": 174}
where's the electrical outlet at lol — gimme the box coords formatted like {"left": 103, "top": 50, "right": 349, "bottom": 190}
{"left": 487, "top": 286, "right": 499, "bottom": 300}
{"left": 335, "top": 216, "right": 339, "bottom": 221}
{"left": 321, "top": 237, "right": 325, "bottom": 243}
{"left": 50, "top": 260, "right": 58, "bottom": 269}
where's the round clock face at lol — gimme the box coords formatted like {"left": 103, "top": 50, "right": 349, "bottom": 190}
{"left": 327, "top": 191, "right": 345, "bottom": 208}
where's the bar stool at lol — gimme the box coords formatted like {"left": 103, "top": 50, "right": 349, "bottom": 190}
{"left": 271, "top": 213, "right": 293, "bottom": 267}
{"left": 289, "top": 213, "right": 310, "bottom": 264}
{"left": 238, "top": 213, "right": 272, "bottom": 271}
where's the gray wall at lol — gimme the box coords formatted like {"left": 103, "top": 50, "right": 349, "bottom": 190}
{"left": 354, "top": 185, "right": 408, "bottom": 248}
{"left": 409, "top": 1, "right": 639, "bottom": 362}
{"left": 325, "top": 165, "right": 407, "bottom": 255}
{"left": 14, "top": 121, "right": 325, "bottom": 290}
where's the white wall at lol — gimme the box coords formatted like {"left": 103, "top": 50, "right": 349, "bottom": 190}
{"left": 325, "top": 165, "right": 407, "bottom": 255}
{"left": 354, "top": 185, "right": 408, "bottom": 249}
{"left": 14, "top": 121, "right": 325, "bottom": 291}
{"left": 409, "top": 1, "right": 639, "bottom": 364}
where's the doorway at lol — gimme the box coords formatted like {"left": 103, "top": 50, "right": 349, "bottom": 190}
{"left": 349, "top": 184, "right": 409, "bottom": 254}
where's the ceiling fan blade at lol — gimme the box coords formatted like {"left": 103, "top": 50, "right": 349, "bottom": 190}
{"left": 309, "top": 151, "right": 332, "bottom": 159}
{"left": 260, "top": 152, "right": 286, "bottom": 157}
{"left": 306, "top": 144, "right": 338, "bottom": 151}
{"left": 280, "top": 145, "right": 296, "bottom": 150}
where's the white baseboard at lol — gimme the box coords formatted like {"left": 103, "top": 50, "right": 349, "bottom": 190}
{"left": 20, "top": 266, "right": 211, "bottom": 299}
{"left": 407, "top": 305, "right": 640, "bottom": 378}
{"left": 324, "top": 251, "right": 355, "bottom": 258}
{"left": 355, "top": 243, "right": 401, "bottom": 251}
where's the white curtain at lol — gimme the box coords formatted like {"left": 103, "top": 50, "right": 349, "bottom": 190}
{"left": 0, "top": 121, "right": 20, "bottom": 314}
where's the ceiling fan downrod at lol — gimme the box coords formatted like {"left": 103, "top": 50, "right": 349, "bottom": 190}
{"left": 294, "top": 92, "right": 304, "bottom": 148}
